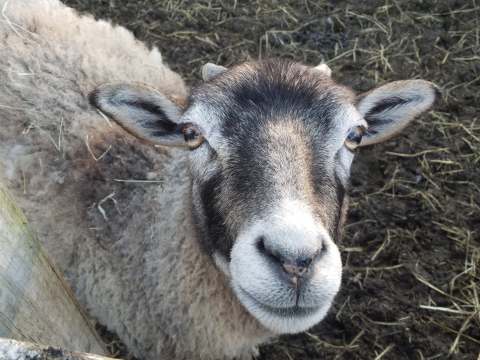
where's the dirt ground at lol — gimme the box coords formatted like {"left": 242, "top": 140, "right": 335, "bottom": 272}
{"left": 62, "top": 1, "right": 479, "bottom": 359}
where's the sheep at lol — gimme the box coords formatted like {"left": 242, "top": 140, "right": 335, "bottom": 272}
{"left": 0, "top": 0, "right": 438, "bottom": 359}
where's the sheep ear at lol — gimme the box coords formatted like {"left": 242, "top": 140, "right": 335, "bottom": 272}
{"left": 89, "top": 84, "right": 204, "bottom": 148}
{"left": 357, "top": 80, "right": 438, "bottom": 146}
{"left": 201, "top": 63, "right": 227, "bottom": 81}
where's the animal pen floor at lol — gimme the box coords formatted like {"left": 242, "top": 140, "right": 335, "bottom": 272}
{"left": 61, "top": 1, "right": 479, "bottom": 359}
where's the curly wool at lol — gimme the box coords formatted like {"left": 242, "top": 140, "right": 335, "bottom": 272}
{"left": 0, "top": 0, "right": 270, "bottom": 358}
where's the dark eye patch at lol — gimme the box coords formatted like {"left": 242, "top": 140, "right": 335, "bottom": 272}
{"left": 196, "top": 173, "right": 233, "bottom": 261}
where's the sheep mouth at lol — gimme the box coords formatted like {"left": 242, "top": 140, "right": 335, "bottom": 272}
{"left": 237, "top": 286, "right": 319, "bottom": 317}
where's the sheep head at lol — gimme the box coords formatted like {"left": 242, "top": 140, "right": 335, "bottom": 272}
{"left": 89, "top": 59, "right": 437, "bottom": 334}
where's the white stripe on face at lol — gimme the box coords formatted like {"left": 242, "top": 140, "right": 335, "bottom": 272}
{"left": 260, "top": 198, "right": 325, "bottom": 257}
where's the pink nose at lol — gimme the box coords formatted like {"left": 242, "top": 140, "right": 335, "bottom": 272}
{"left": 256, "top": 235, "right": 323, "bottom": 286}
{"left": 282, "top": 261, "right": 311, "bottom": 278}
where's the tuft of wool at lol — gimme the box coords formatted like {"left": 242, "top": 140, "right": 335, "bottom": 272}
{"left": 0, "top": 1, "right": 269, "bottom": 359}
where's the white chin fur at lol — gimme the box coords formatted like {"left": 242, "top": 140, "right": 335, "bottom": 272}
{"left": 231, "top": 281, "right": 335, "bottom": 334}
{"left": 229, "top": 201, "right": 342, "bottom": 334}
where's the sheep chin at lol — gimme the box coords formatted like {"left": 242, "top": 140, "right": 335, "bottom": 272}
{"left": 231, "top": 280, "right": 333, "bottom": 334}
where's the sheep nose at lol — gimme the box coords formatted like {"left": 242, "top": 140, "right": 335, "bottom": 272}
{"left": 256, "top": 236, "right": 322, "bottom": 284}
{"left": 282, "top": 258, "right": 313, "bottom": 277}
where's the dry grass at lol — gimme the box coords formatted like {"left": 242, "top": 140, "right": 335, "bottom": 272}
{"left": 62, "top": 0, "right": 480, "bottom": 359}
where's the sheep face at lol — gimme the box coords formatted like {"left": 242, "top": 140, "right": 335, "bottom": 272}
{"left": 90, "top": 59, "right": 437, "bottom": 334}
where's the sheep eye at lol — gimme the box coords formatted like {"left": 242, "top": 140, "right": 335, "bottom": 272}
{"left": 345, "top": 125, "right": 366, "bottom": 150}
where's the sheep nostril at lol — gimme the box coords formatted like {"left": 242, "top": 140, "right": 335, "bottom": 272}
{"left": 256, "top": 236, "right": 266, "bottom": 254}
{"left": 256, "top": 235, "right": 283, "bottom": 263}
{"left": 319, "top": 241, "right": 327, "bottom": 255}
{"left": 296, "top": 257, "right": 313, "bottom": 269}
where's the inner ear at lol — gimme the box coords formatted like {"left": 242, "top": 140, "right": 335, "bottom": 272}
{"left": 356, "top": 80, "right": 438, "bottom": 146}
{"left": 89, "top": 84, "right": 204, "bottom": 148}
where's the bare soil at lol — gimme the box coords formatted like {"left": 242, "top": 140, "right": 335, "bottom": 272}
{"left": 62, "top": 1, "right": 480, "bottom": 359}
